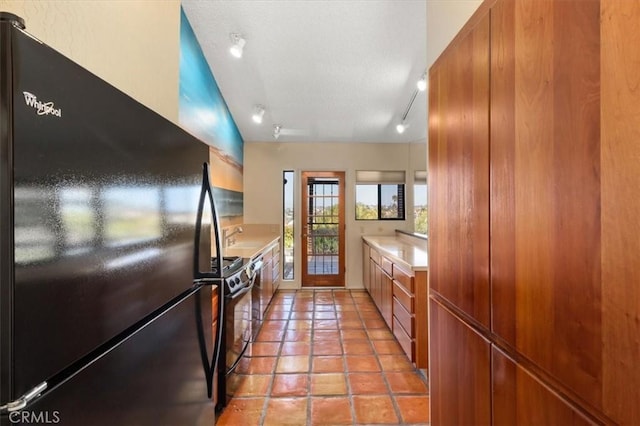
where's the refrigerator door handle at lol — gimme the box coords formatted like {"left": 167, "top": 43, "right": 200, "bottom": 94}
{"left": 192, "top": 162, "right": 224, "bottom": 400}
{"left": 0, "top": 381, "right": 47, "bottom": 413}
{"left": 193, "top": 162, "right": 223, "bottom": 282}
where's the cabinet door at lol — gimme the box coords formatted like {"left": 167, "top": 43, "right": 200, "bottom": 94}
{"left": 490, "top": 0, "right": 602, "bottom": 409}
{"left": 428, "top": 11, "right": 490, "bottom": 328}
{"left": 362, "top": 243, "right": 370, "bottom": 292}
{"left": 492, "top": 348, "right": 595, "bottom": 426}
{"left": 429, "top": 298, "right": 491, "bottom": 426}
{"left": 380, "top": 269, "right": 393, "bottom": 329}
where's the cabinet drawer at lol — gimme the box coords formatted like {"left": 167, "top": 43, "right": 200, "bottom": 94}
{"left": 393, "top": 281, "right": 414, "bottom": 313}
{"left": 393, "top": 297, "right": 415, "bottom": 336}
{"left": 381, "top": 257, "right": 393, "bottom": 276}
{"left": 392, "top": 264, "right": 414, "bottom": 293}
{"left": 370, "top": 248, "right": 380, "bottom": 265}
{"left": 392, "top": 316, "right": 415, "bottom": 361}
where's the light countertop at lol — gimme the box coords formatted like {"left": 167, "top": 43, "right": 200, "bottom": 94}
{"left": 223, "top": 224, "right": 280, "bottom": 259}
{"left": 363, "top": 235, "right": 428, "bottom": 272}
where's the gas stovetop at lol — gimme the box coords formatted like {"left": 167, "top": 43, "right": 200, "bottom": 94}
{"left": 211, "top": 256, "right": 243, "bottom": 277}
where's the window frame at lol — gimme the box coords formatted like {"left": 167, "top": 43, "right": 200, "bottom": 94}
{"left": 355, "top": 183, "right": 406, "bottom": 221}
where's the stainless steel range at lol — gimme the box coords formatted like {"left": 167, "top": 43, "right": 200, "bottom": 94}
{"left": 213, "top": 255, "right": 262, "bottom": 411}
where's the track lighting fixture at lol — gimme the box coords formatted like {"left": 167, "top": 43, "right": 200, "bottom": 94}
{"left": 252, "top": 105, "right": 265, "bottom": 124}
{"left": 229, "top": 33, "right": 246, "bottom": 58}
{"left": 273, "top": 124, "right": 281, "bottom": 140}
{"left": 396, "top": 69, "right": 427, "bottom": 134}
{"left": 417, "top": 73, "right": 427, "bottom": 91}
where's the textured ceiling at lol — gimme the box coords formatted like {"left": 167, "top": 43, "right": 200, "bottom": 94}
{"left": 181, "top": 0, "right": 480, "bottom": 144}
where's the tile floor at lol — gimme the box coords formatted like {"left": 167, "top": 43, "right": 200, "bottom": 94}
{"left": 216, "top": 289, "right": 430, "bottom": 426}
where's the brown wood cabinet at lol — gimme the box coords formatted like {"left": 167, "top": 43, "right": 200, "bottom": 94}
{"left": 429, "top": 298, "right": 491, "bottom": 426}
{"left": 258, "top": 240, "right": 280, "bottom": 318}
{"left": 429, "top": 0, "right": 640, "bottom": 424}
{"left": 362, "top": 240, "right": 428, "bottom": 368}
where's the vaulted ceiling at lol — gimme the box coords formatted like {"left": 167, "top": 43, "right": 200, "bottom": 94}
{"left": 181, "top": 1, "right": 480, "bottom": 144}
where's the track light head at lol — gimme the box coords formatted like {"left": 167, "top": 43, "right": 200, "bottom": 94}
{"left": 229, "top": 33, "right": 246, "bottom": 58}
{"left": 252, "top": 105, "right": 265, "bottom": 124}
{"left": 417, "top": 73, "right": 427, "bottom": 91}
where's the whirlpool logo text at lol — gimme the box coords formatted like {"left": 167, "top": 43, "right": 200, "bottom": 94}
{"left": 22, "top": 92, "right": 62, "bottom": 117}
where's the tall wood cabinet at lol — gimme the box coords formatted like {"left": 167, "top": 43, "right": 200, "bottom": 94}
{"left": 428, "top": 1, "right": 640, "bottom": 424}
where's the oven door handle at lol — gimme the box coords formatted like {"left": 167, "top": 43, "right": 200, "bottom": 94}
{"left": 225, "top": 336, "right": 251, "bottom": 376}
{"left": 226, "top": 279, "right": 255, "bottom": 301}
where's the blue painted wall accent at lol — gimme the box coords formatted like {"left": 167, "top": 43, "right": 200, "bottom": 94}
{"left": 179, "top": 8, "right": 243, "bottom": 217}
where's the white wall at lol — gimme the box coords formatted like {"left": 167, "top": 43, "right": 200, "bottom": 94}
{"left": 244, "top": 141, "right": 427, "bottom": 289}
{"left": 0, "top": 0, "right": 181, "bottom": 122}
{"left": 426, "top": 1, "right": 482, "bottom": 68}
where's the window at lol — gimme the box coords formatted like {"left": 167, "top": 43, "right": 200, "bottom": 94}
{"left": 414, "top": 170, "right": 428, "bottom": 234}
{"left": 355, "top": 170, "right": 405, "bottom": 220}
{"left": 283, "top": 171, "right": 294, "bottom": 280}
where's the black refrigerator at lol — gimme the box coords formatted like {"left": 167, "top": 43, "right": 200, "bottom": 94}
{"left": 0, "top": 13, "right": 224, "bottom": 425}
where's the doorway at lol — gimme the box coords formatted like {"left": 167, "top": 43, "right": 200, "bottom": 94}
{"left": 301, "top": 171, "right": 345, "bottom": 287}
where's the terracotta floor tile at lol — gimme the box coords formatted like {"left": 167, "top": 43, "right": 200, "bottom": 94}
{"left": 386, "top": 371, "right": 428, "bottom": 394}
{"left": 244, "top": 356, "right": 277, "bottom": 374}
{"left": 272, "top": 296, "right": 294, "bottom": 304}
{"left": 276, "top": 355, "right": 310, "bottom": 373}
{"left": 269, "top": 304, "right": 290, "bottom": 312}
{"left": 341, "top": 329, "right": 369, "bottom": 341}
{"left": 336, "top": 311, "right": 360, "bottom": 320}
{"left": 335, "top": 304, "right": 357, "bottom": 311}
{"left": 281, "top": 341, "right": 311, "bottom": 356}
{"left": 292, "top": 302, "right": 314, "bottom": 312}
{"left": 353, "top": 395, "right": 399, "bottom": 424}
{"left": 261, "top": 320, "right": 288, "bottom": 331}
{"left": 395, "top": 395, "right": 430, "bottom": 423}
{"left": 218, "top": 290, "right": 430, "bottom": 425}
{"left": 310, "top": 373, "right": 348, "bottom": 395}
{"left": 215, "top": 397, "right": 265, "bottom": 425}
{"left": 315, "top": 304, "right": 336, "bottom": 312}
{"left": 265, "top": 310, "right": 290, "bottom": 320}
{"left": 346, "top": 355, "right": 381, "bottom": 372}
{"left": 234, "top": 374, "right": 272, "bottom": 397}
{"left": 343, "top": 341, "right": 374, "bottom": 355}
{"left": 291, "top": 311, "right": 314, "bottom": 320}
{"left": 338, "top": 319, "right": 365, "bottom": 329}
{"left": 284, "top": 330, "right": 312, "bottom": 342}
{"left": 311, "top": 397, "right": 353, "bottom": 425}
{"left": 355, "top": 302, "right": 377, "bottom": 311}
{"left": 314, "top": 311, "right": 337, "bottom": 320}
{"left": 263, "top": 397, "right": 308, "bottom": 426}
{"left": 364, "top": 319, "right": 389, "bottom": 329}
{"left": 372, "top": 339, "right": 405, "bottom": 355}
{"left": 367, "top": 329, "right": 395, "bottom": 340}
{"left": 360, "top": 310, "right": 383, "bottom": 319}
{"left": 313, "top": 340, "right": 343, "bottom": 355}
{"left": 256, "top": 329, "right": 285, "bottom": 342}
{"left": 251, "top": 342, "right": 281, "bottom": 357}
{"left": 314, "top": 319, "right": 339, "bottom": 329}
{"left": 271, "top": 374, "right": 309, "bottom": 397}
{"left": 348, "top": 372, "right": 389, "bottom": 395}
{"left": 378, "top": 354, "right": 415, "bottom": 372}
{"left": 288, "top": 319, "right": 313, "bottom": 330}
{"left": 314, "top": 330, "right": 341, "bottom": 341}
{"left": 312, "top": 356, "right": 345, "bottom": 373}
